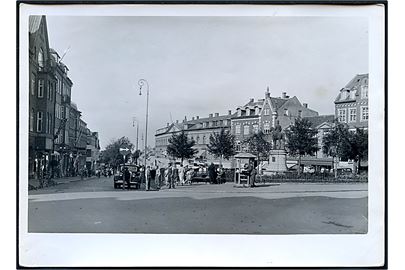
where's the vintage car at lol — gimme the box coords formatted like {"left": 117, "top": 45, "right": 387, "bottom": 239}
{"left": 113, "top": 164, "right": 142, "bottom": 189}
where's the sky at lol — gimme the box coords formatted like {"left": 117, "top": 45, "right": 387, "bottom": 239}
{"left": 46, "top": 16, "right": 368, "bottom": 149}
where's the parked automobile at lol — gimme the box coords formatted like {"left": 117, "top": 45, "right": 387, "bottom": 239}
{"left": 114, "top": 164, "right": 142, "bottom": 189}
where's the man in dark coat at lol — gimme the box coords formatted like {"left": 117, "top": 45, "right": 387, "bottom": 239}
{"left": 122, "top": 167, "right": 131, "bottom": 190}
{"left": 208, "top": 163, "right": 217, "bottom": 184}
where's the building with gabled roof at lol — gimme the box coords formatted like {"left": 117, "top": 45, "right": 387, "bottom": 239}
{"left": 231, "top": 88, "right": 318, "bottom": 151}
{"left": 335, "top": 74, "right": 369, "bottom": 129}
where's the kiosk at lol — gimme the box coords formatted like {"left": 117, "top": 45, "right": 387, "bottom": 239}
{"left": 234, "top": 152, "right": 256, "bottom": 187}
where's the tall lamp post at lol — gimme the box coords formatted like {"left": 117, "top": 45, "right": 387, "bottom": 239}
{"left": 132, "top": 117, "right": 139, "bottom": 164}
{"left": 138, "top": 79, "right": 149, "bottom": 190}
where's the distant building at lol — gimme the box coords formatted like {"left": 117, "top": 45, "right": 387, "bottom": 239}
{"left": 86, "top": 131, "right": 101, "bottom": 173}
{"left": 334, "top": 74, "right": 369, "bottom": 130}
{"left": 304, "top": 115, "right": 335, "bottom": 158}
{"left": 231, "top": 88, "right": 319, "bottom": 151}
{"left": 155, "top": 111, "right": 234, "bottom": 160}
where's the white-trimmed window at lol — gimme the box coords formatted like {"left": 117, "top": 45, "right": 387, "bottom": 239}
{"left": 37, "top": 79, "right": 44, "bottom": 98}
{"left": 253, "top": 124, "right": 259, "bottom": 133}
{"left": 338, "top": 108, "right": 346, "bottom": 123}
{"left": 361, "top": 85, "right": 368, "bottom": 99}
{"left": 244, "top": 125, "right": 250, "bottom": 135}
{"left": 264, "top": 109, "right": 270, "bottom": 115}
{"left": 47, "top": 81, "right": 51, "bottom": 100}
{"left": 349, "top": 108, "right": 357, "bottom": 122}
{"left": 38, "top": 48, "right": 44, "bottom": 70}
{"left": 263, "top": 122, "right": 270, "bottom": 134}
{"left": 30, "top": 74, "right": 35, "bottom": 95}
{"left": 29, "top": 108, "right": 34, "bottom": 132}
{"left": 36, "top": 111, "right": 43, "bottom": 132}
{"left": 361, "top": 106, "right": 369, "bottom": 121}
{"left": 235, "top": 125, "right": 241, "bottom": 135}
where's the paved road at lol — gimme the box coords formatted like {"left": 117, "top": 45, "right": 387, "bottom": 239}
{"left": 28, "top": 176, "right": 368, "bottom": 234}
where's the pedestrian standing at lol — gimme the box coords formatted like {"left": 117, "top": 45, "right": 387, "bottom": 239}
{"left": 167, "top": 163, "right": 174, "bottom": 189}
{"left": 150, "top": 166, "right": 157, "bottom": 190}
{"left": 156, "top": 166, "right": 161, "bottom": 190}
{"left": 172, "top": 164, "right": 179, "bottom": 188}
{"left": 145, "top": 166, "right": 151, "bottom": 191}
{"left": 208, "top": 163, "right": 215, "bottom": 184}
{"left": 179, "top": 164, "right": 185, "bottom": 186}
{"left": 122, "top": 167, "right": 131, "bottom": 190}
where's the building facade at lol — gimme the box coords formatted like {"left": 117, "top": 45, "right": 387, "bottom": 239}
{"left": 29, "top": 15, "right": 57, "bottom": 179}
{"left": 231, "top": 88, "right": 319, "bottom": 151}
{"left": 86, "top": 131, "right": 101, "bottom": 173}
{"left": 155, "top": 111, "right": 234, "bottom": 160}
{"left": 28, "top": 15, "right": 99, "bottom": 180}
{"left": 334, "top": 74, "right": 369, "bottom": 130}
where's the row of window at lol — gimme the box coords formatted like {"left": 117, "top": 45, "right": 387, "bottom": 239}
{"left": 29, "top": 110, "right": 53, "bottom": 134}
{"left": 338, "top": 106, "right": 368, "bottom": 123}
{"left": 339, "top": 86, "right": 368, "bottom": 101}
{"left": 235, "top": 124, "right": 260, "bottom": 135}
{"left": 30, "top": 76, "right": 69, "bottom": 100}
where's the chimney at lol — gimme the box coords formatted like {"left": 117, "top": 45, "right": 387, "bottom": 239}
{"left": 282, "top": 92, "right": 287, "bottom": 98}
{"left": 176, "top": 120, "right": 179, "bottom": 124}
{"left": 228, "top": 110, "right": 232, "bottom": 115}
{"left": 250, "top": 98, "right": 254, "bottom": 103}
{"left": 265, "top": 86, "right": 271, "bottom": 98}
{"left": 196, "top": 116, "right": 199, "bottom": 119}
{"left": 209, "top": 113, "right": 213, "bottom": 118}
{"left": 192, "top": 116, "right": 195, "bottom": 120}
{"left": 215, "top": 113, "right": 219, "bottom": 117}
{"left": 303, "top": 103, "right": 308, "bottom": 108}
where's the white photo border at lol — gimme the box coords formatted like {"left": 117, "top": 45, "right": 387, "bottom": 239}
{"left": 18, "top": 3, "right": 386, "bottom": 267}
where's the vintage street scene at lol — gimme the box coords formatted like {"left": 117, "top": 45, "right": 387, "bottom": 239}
{"left": 27, "top": 15, "right": 369, "bottom": 234}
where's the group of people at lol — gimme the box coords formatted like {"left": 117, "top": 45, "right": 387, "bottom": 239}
{"left": 120, "top": 162, "right": 228, "bottom": 191}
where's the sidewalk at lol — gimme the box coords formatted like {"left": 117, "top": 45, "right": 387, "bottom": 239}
{"left": 28, "top": 175, "right": 96, "bottom": 190}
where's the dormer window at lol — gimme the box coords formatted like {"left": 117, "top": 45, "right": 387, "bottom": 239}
{"left": 361, "top": 85, "right": 368, "bottom": 99}
{"left": 38, "top": 48, "right": 44, "bottom": 70}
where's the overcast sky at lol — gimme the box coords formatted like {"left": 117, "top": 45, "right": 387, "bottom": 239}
{"left": 46, "top": 16, "right": 368, "bottom": 149}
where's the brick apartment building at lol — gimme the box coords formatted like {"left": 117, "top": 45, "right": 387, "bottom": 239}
{"left": 334, "top": 74, "right": 369, "bottom": 130}
{"left": 28, "top": 15, "right": 100, "bottom": 180}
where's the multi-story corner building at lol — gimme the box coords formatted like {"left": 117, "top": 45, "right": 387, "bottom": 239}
{"left": 334, "top": 74, "right": 369, "bottom": 130}
{"left": 86, "top": 131, "right": 101, "bottom": 173}
{"left": 155, "top": 111, "right": 235, "bottom": 159}
{"left": 29, "top": 15, "right": 57, "bottom": 179}
{"left": 231, "top": 88, "right": 319, "bottom": 150}
{"left": 49, "top": 48, "right": 73, "bottom": 177}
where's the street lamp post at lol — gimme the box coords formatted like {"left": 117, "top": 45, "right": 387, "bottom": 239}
{"left": 138, "top": 79, "right": 149, "bottom": 190}
{"left": 132, "top": 117, "right": 139, "bottom": 164}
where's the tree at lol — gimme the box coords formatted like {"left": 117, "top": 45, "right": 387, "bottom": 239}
{"left": 100, "top": 137, "right": 134, "bottom": 167}
{"left": 285, "top": 118, "right": 319, "bottom": 176}
{"left": 207, "top": 128, "right": 236, "bottom": 165}
{"left": 166, "top": 131, "right": 198, "bottom": 164}
{"left": 323, "top": 123, "right": 368, "bottom": 176}
{"left": 243, "top": 131, "right": 272, "bottom": 165}
{"left": 132, "top": 149, "right": 141, "bottom": 165}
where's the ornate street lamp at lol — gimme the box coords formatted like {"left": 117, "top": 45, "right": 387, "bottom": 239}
{"left": 138, "top": 79, "right": 149, "bottom": 190}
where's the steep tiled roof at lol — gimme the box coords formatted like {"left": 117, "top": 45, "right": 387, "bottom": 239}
{"left": 29, "top": 15, "right": 42, "bottom": 34}
{"left": 335, "top": 74, "right": 368, "bottom": 103}
{"left": 270, "top": 97, "right": 288, "bottom": 110}
{"left": 304, "top": 115, "right": 335, "bottom": 128}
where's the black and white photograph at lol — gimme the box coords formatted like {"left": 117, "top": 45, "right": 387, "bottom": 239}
{"left": 18, "top": 2, "right": 386, "bottom": 268}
